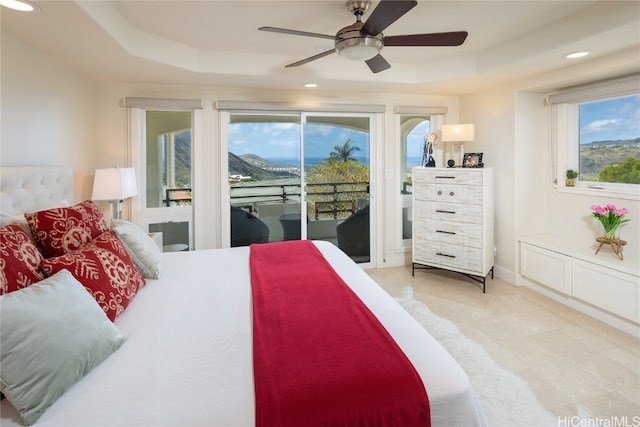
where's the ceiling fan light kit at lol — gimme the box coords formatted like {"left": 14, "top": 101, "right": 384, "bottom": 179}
{"left": 335, "top": 23, "right": 383, "bottom": 61}
{"left": 259, "top": 0, "right": 467, "bottom": 74}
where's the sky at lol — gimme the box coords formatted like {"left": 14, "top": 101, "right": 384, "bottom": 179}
{"left": 580, "top": 94, "right": 640, "bottom": 144}
{"left": 406, "top": 120, "right": 431, "bottom": 161}
{"left": 228, "top": 122, "right": 370, "bottom": 162}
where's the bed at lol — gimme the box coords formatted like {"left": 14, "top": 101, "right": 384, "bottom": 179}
{"left": 0, "top": 165, "right": 486, "bottom": 427}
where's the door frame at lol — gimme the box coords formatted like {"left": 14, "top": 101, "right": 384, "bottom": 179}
{"left": 219, "top": 109, "right": 378, "bottom": 267}
{"left": 128, "top": 103, "right": 202, "bottom": 250}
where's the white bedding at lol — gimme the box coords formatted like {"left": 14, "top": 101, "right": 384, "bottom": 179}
{"left": 0, "top": 165, "right": 485, "bottom": 427}
{"left": 1, "top": 241, "right": 485, "bottom": 427}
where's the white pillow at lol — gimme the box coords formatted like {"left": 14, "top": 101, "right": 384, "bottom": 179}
{"left": 0, "top": 270, "right": 125, "bottom": 426}
{"left": 0, "top": 212, "right": 31, "bottom": 237}
{"left": 111, "top": 219, "right": 162, "bottom": 279}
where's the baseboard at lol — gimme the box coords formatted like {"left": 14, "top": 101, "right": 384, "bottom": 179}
{"left": 493, "top": 265, "right": 516, "bottom": 286}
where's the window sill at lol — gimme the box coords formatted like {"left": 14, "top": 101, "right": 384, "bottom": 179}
{"left": 556, "top": 184, "right": 640, "bottom": 201}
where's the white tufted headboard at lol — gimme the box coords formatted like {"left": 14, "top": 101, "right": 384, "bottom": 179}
{"left": 0, "top": 166, "right": 74, "bottom": 215}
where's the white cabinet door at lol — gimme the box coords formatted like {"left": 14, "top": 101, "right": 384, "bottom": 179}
{"left": 520, "top": 243, "right": 572, "bottom": 295}
{"left": 573, "top": 259, "right": 639, "bottom": 322}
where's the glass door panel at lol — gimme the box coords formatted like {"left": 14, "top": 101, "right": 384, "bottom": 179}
{"left": 304, "top": 114, "right": 371, "bottom": 263}
{"left": 227, "top": 114, "right": 302, "bottom": 246}
{"left": 142, "top": 110, "right": 193, "bottom": 251}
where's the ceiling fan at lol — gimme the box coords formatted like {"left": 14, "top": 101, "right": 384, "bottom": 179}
{"left": 258, "top": 0, "right": 468, "bottom": 73}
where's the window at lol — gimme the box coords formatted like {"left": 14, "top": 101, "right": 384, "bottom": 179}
{"left": 395, "top": 109, "right": 445, "bottom": 246}
{"left": 547, "top": 74, "right": 640, "bottom": 197}
{"left": 578, "top": 95, "right": 640, "bottom": 185}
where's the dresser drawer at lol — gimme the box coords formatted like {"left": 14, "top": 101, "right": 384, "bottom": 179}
{"left": 414, "top": 220, "right": 483, "bottom": 248}
{"left": 413, "top": 240, "right": 483, "bottom": 273}
{"left": 414, "top": 201, "right": 483, "bottom": 224}
{"left": 413, "top": 169, "right": 483, "bottom": 186}
{"left": 414, "top": 183, "right": 483, "bottom": 204}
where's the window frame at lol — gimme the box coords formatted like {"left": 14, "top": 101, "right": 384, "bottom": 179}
{"left": 395, "top": 110, "right": 445, "bottom": 249}
{"left": 550, "top": 79, "right": 640, "bottom": 201}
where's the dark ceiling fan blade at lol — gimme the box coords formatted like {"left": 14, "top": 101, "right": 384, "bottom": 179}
{"left": 361, "top": 0, "right": 417, "bottom": 36}
{"left": 286, "top": 49, "right": 337, "bottom": 68}
{"left": 385, "top": 31, "right": 468, "bottom": 47}
{"left": 258, "top": 26, "right": 336, "bottom": 41}
{"left": 365, "top": 54, "right": 391, "bottom": 73}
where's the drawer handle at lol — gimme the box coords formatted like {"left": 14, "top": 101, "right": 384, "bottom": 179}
{"left": 435, "top": 176, "right": 455, "bottom": 179}
{"left": 436, "top": 230, "right": 456, "bottom": 235}
{"left": 436, "top": 252, "right": 456, "bottom": 258}
{"left": 437, "top": 190, "right": 442, "bottom": 195}
{"left": 449, "top": 192, "right": 455, "bottom": 196}
{"left": 435, "top": 209, "right": 456, "bottom": 214}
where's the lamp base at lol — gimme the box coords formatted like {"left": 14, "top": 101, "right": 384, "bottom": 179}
{"left": 110, "top": 200, "right": 123, "bottom": 220}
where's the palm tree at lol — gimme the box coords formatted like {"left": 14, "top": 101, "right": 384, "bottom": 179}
{"left": 328, "top": 139, "right": 360, "bottom": 163}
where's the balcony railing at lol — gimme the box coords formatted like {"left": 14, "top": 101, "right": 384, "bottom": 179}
{"left": 163, "top": 181, "right": 369, "bottom": 220}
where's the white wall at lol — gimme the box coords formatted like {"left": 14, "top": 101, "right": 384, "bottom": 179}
{"left": 460, "top": 87, "right": 517, "bottom": 281}
{"left": 4, "top": 29, "right": 637, "bottom": 279}
{"left": 1, "top": 32, "right": 95, "bottom": 200}
{"left": 1, "top": 31, "right": 461, "bottom": 269}
{"left": 462, "top": 77, "right": 640, "bottom": 279}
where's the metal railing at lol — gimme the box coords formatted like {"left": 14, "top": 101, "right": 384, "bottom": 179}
{"left": 163, "top": 181, "right": 369, "bottom": 219}
{"left": 164, "top": 188, "right": 192, "bottom": 207}
{"left": 306, "top": 182, "right": 369, "bottom": 219}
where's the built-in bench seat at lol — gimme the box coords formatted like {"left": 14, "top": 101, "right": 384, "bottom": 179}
{"left": 518, "top": 234, "right": 639, "bottom": 337}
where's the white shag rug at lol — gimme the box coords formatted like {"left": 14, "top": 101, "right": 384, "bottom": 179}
{"left": 396, "top": 298, "right": 557, "bottom": 427}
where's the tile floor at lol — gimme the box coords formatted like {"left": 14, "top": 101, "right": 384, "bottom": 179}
{"left": 367, "top": 265, "right": 640, "bottom": 422}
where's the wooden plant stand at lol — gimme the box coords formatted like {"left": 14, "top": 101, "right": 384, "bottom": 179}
{"left": 595, "top": 237, "right": 627, "bottom": 260}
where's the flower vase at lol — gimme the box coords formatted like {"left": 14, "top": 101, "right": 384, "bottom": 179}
{"left": 601, "top": 225, "right": 620, "bottom": 241}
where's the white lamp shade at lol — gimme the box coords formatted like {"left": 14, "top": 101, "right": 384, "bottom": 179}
{"left": 92, "top": 168, "right": 137, "bottom": 201}
{"left": 441, "top": 124, "right": 475, "bottom": 142}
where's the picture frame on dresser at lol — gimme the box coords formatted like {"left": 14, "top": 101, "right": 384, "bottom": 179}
{"left": 463, "top": 152, "right": 483, "bottom": 168}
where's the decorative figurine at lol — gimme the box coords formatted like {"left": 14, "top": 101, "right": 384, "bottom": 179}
{"left": 422, "top": 133, "right": 437, "bottom": 167}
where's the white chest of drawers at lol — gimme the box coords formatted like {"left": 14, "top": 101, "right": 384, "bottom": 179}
{"left": 412, "top": 167, "right": 494, "bottom": 292}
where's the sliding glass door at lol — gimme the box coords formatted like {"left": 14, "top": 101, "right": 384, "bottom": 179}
{"left": 224, "top": 112, "right": 372, "bottom": 263}
{"left": 304, "top": 114, "right": 370, "bottom": 263}
{"left": 227, "top": 114, "right": 302, "bottom": 246}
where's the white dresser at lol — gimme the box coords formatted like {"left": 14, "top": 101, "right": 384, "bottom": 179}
{"left": 412, "top": 167, "right": 494, "bottom": 292}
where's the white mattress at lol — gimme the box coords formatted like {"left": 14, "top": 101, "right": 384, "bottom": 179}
{"left": 1, "top": 241, "right": 485, "bottom": 427}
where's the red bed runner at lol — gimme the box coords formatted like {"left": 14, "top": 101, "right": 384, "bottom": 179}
{"left": 250, "top": 240, "right": 430, "bottom": 427}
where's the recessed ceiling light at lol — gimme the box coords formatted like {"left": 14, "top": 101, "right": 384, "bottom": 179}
{"left": 564, "top": 51, "right": 590, "bottom": 59}
{"left": 0, "top": 0, "right": 39, "bottom": 11}
{"left": 304, "top": 83, "right": 318, "bottom": 88}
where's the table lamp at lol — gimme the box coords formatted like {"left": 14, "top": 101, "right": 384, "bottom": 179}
{"left": 441, "top": 124, "right": 475, "bottom": 167}
{"left": 91, "top": 167, "right": 137, "bottom": 219}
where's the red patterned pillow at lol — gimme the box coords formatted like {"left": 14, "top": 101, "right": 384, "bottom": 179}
{"left": 41, "top": 231, "right": 146, "bottom": 321}
{"left": 0, "top": 224, "right": 45, "bottom": 295}
{"left": 25, "top": 200, "right": 109, "bottom": 259}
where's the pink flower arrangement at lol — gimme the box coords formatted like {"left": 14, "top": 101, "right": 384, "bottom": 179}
{"left": 591, "top": 204, "right": 630, "bottom": 240}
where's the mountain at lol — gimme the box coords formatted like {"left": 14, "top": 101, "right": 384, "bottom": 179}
{"left": 174, "top": 131, "right": 191, "bottom": 187}
{"left": 239, "top": 154, "right": 294, "bottom": 168}
{"left": 229, "top": 153, "right": 296, "bottom": 180}
{"left": 580, "top": 138, "right": 640, "bottom": 180}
